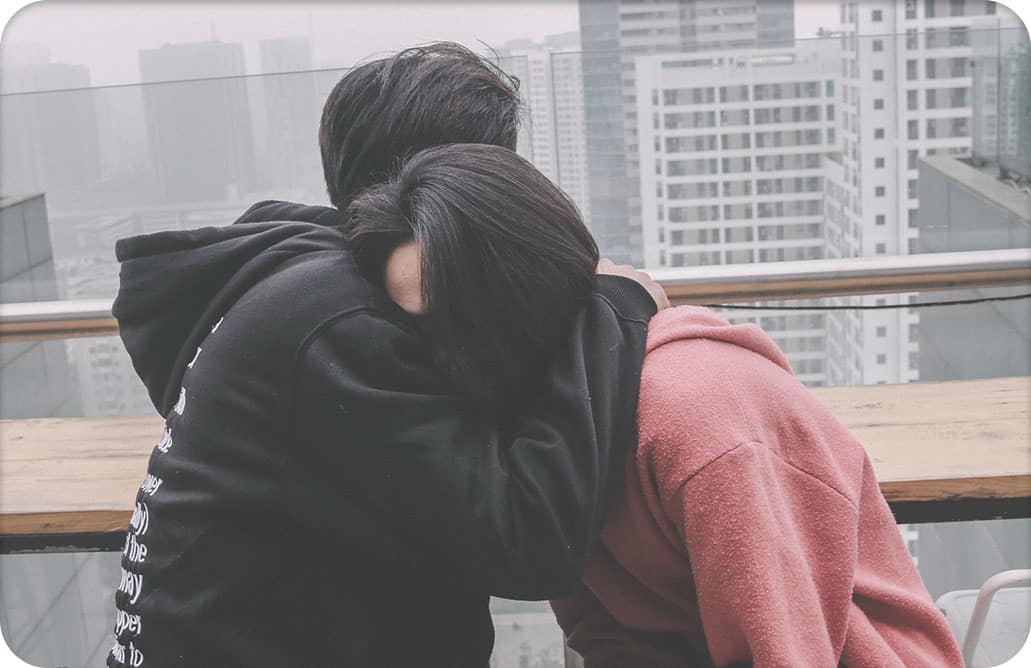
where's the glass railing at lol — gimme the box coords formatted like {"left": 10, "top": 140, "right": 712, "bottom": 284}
{"left": 1, "top": 17, "right": 1030, "bottom": 668}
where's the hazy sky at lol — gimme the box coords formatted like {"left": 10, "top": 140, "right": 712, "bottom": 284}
{"left": 3, "top": 1, "right": 841, "bottom": 88}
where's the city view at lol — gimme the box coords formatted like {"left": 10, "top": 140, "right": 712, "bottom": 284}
{"left": 1, "top": 1, "right": 1030, "bottom": 666}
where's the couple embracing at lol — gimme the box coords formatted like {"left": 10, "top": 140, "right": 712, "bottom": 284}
{"left": 108, "top": 43, "right": 961, "bottom": 668}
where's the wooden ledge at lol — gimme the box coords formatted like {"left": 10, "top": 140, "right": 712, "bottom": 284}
{"left": 1, "top": 377, "right": 1029, "bottom": 536}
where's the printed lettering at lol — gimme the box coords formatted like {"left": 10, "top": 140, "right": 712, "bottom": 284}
{"left": 110, "top": 644, "right": 125, "bottom": 663}
{"left": 114, "top": 609, "right": 143, "bottom": 636}
{"left": 129, "top": 501, "right": 150, "bottom": 535}
{"left": 187, "top": 346, "right": 202, "bottom": 369}
{"left": 155, "top": 428, "right": 173, "bottom": 454}
{"left": 173, "top": 387, "right": 186, "bottom": 415}
{"left": 129, "top": 642, "right": 144, "bottom": 667}
{"left": 118, "top": 567, "right": 144, "bottom": 605}
{"left": 140, "top": 474, "right": 163, "bottom": 498}
{"left": 123, "top": 532, "right": 148, "bottom": 564}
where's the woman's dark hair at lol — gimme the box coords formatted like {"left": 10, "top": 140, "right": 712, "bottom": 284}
{"left": 320, "top": 42, "right": 522, "bottom": 209}
{"left": 344, "top": 144, "right": 599, "bottom": 410}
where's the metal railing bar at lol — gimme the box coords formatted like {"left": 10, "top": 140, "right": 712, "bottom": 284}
{"left": 1, "top": 249, "right": 1029, "bottom": 339}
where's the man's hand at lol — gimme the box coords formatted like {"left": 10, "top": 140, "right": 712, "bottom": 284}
{"left": 597, "top": 258, "right": 670, "bottom": 311}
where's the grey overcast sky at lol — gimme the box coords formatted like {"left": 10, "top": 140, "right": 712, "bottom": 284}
{"left": 3, "top": 1, "right": 841, "bottom": 87}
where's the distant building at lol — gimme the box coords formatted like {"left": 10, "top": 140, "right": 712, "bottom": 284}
{"left": 635, "top": 43, "right": 838, "bottom": 386}
{"left": 970, "top": 14, "right": 1031, "bottom": 180}
{"left": 138, "top": 41, "right": 257, "bottom": 203}
{"left": 0, "top": 193, "right": 82, "bottom": 419}
{"left": 822, "top": 0, "right": 1005, "bottom": 387}
{"left": 0, "top": 61, "right": 101, "bottom": 207}
{"left": 258, "top": 37, "right": 321, "bottom": 192}
{"left": 577, "top": 0, "right": 796, "bottom": 265}
{"left": 912, "top": 154, "right": 1030, "bottom": 602}
{"left": 497, "top": 32, "right": 591, "bottom": 222}
{"left": 915, "top": 154, "right": 1030, "bottom": 381}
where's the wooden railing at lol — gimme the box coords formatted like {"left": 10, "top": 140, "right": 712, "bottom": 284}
{"left": 1, "top": 376, "right": 1028, "bottom": 550}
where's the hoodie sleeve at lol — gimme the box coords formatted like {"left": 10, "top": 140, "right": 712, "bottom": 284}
{"left": 659, "top": 440, "right": 858, "bottom": 667}
{"left": 290, "top": 276, "right": 654, "bottom": 599}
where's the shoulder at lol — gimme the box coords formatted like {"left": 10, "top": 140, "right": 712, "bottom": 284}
{"left": 229, "top": 249, "right": 416, "bottom": 358}
{"left": 636, "top": 335, "right": 800, "bottom": 489}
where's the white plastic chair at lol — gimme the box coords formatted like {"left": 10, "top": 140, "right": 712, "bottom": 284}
{"left": 936, "top": 569, "right": 1031, "bottom": 667}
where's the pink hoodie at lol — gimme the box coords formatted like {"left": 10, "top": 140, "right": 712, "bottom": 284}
{"left": 552, "top": 306, "right": 963, "bottom": 668}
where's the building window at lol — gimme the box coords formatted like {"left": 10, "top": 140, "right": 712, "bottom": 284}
{"left": 906, "top": 29, "right": 919, "bottom": 49}
{"left": 873, "top": 69, "right": 884, "bottom": 81}
{"left": 875, "top": 243, "right": 887, "bottom": 255}
{"left": 927, "top": 119, "right": 937, "bottom": 139}
{"left": 951, "top": 57, "right": 967, "bottom": 78}
{"left": 908, "top": 238, "right": 918, "bottom": 254}
{"left": 872, "top": 9, "right": 883, "bottom": 21}
{"left": 908, "top": 208, "right": 919, "bottom": 228}
{"left": 950, "top": 0, "right": 964, "bottom": 16}
{"left": 874, "top": 128, "right": 885, "bottom": 139}
{"left": 925, "top": 0, "right": 936, "bottom": 17}
{"left": 875, "top": 186, "right": 886, "bottom": 197}
{"left": 909, "top": 351, "right": 919, "bottom": 370}
{"left": 872, "top": 39, "right": 883, "bottom": 52}
{"left": 877, "top": 353, "right": 887, "bottom": 364}
{"left": 874, "top": 98, "right": 884, "bottom": 110}
{"left": 987, "top": 1, "right": 997, "bottom": 14}
{"left": 906, "top": 60, "right": 918, "bottom": 80}
{"left": 926, "top": 89, "right": 938, "bottom": 109}
{"left": 875, "top": 157, "right": 886, "bottom": 168}
{"left": 876, "top": 326, "right": 887, "bottom": 337}
{"left": 926, "top": 59, "right": 937, "bottom": 79}
{"left": 907, "top": 89, "right": 919, "bottom": 110}
{"left": 875, "top": 214, "right": 886, "bottom": 225}
{"left": 908, "top": 119, "right": 919, "bottom": 139}
{"left": 906, "top": 0, "right": 918, "bottom": 18}
{"left": 908, "top": 179, "right": 918, "bottom": 199}
{"left": 908, "top": 149, "right": 919, "bottom": 170}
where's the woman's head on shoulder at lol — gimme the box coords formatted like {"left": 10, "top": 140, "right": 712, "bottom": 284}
{"left": 344, "top": 143, "right": 599, "bottom": 411}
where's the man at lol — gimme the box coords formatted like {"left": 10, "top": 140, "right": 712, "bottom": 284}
{"left": 108, "top": 43, "right": 666, "bottom": 667}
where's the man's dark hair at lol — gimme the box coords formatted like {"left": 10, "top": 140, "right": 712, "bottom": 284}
{"left": 344, "top": 144, "right": 599, "bottom": 410}
{"left": 320, "top": 42, "right": 522, "bottom": 209}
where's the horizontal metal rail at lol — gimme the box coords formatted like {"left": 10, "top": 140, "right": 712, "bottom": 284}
{"left": 1, "top": 248, "right": 1029, "bottom": 340}
{"left": 652, "top": 248, "right": 1031, "bottom": 303}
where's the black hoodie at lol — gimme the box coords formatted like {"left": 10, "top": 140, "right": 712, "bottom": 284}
{"left": 107, "top": 201, "right": 655, "bottom": 668}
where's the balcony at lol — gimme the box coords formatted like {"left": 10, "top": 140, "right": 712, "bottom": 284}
{"left": 2, "top": 251, "right": 1030, "bottom": 666}
{"left": 2, "top": 13, "right": 1030, "bottom": 668}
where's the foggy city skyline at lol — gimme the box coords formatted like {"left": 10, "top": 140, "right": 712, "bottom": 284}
{"left": 1, "top": 1, "right": 1030, "bottom": 666}
{"left": 3, "top": 1, "right": 839, "bottom": 90}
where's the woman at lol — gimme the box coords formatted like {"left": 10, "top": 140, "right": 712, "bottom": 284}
{"left": 550, "top": 303, "right": 965, "bottom": 667}
{"left": 364, "top": 145, "right": 963, "bottom": 667}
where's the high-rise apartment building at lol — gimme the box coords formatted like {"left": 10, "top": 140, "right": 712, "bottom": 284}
{"left": 578, "top": 0, "right": 795, "bottom": 265}
{"left": 822, "top": 0, "right": 1006, "bottom": 387}
{"left": 139, "top": 41, "right": 257, "bottom": 203}
{"left": 970, "top": 12, "right": 1031, "bottom": 178}
{"left": 497, "top": 33, "right": 592, "bottom": 222}
{"left": 635, "top": 43, "right": 839, "bottom": 385}
{"left": 0, "top": 60, "right": 101, "bottom": 208}
{"left": 258, "top": 37, "right": 321, "bottom": 192}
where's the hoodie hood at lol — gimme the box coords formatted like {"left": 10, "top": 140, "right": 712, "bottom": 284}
{"left": 645, "top": 305, "right": 793, "bottom": 374}
{"left": 113, "top": 200, "right": 347, "bottom": 416}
